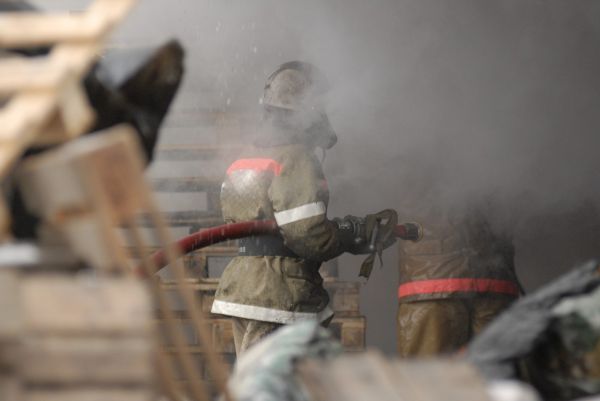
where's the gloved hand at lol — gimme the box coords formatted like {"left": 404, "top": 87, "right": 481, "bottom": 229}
{"left": 333, "top": 212, "right": 397, "bottom": 255}
{"left": 333, "top": 215, "right": 367, "bottom": 254}
{"left": 334, "top": 209, "right": 399, "bottom": 279}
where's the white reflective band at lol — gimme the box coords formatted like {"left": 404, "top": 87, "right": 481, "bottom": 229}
{"left": 274, "top": 201, "right": 326, "bottom": 226}
{"left": 211, "top": 299, "right": 333, "bottom": 324}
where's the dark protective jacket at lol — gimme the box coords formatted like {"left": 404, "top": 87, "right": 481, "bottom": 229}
{"left": 212, "top": 137, "right": 345, "bottom": 324}
{"left": 398, "top": 211, "right": 521, "bottom": 302}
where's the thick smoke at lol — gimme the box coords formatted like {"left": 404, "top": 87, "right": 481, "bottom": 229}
{"left": 38, "top": 0, "right": 600, "bottom": 219}
{"left": 35, "top": 0, "right": 600, "bottom": 353}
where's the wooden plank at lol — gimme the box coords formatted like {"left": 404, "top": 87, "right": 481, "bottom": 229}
{"left": 135, "top": 211, "right": 223, "bottom": 227}
{"left": 299, "top": 352, "right": 404, "bottom": 401}
{"left": 0, "top": 43, "right": 99, "bottom": 95}
{"left": 0, "top": 56, "right": 65, "bottom": 95}
{"left": 174, "top": 378, "right": 233, "bottom": 399}
{"left": 20, "top": 126, "right": 146, "bottom": 219}
{"left": 299, "top": 352, "right": 492, "bottom": 401}
{"left": 0, "top": 13, "right": 105, "bottom": 47}
{"left": 156, "top": 145, "right": 243, "bottom": 161}
{"left": 160, "top": 278, "right": 220, "bottom": 292}
{"left": 0, "top": 270, "right": 21, "bottom": 341}
{"left": 0, "top": 197, "right": 9, "bottom": 241}
{"left": 150, "top": 177, "right": 221, "bottom": 193}
{"left": 170, "top": 354, "right": 208, "bottom": 381}
{"left": 0, "top": 0, "right": 136, "bottom": 47}
{"left": 158, "top": 319, "right": 197, "bottom": 346}
{"left": 325, "top": 281, "right": 360, "bottom": 315}
{"left": 19, "top": 127, "right": 145, "bottom": 272}
{"left": 21, "top": 276, "right": 151, "bottom": 334}
{"left": 0, "top": 44, "right": 103, "bottom": 176}
{"left": 161, "top": 110, "right": 221, "bottom": 128}
{"left": 20, "top": 335, "right": 152, "bottom": 384}
{"left": 390, "top": 359, "right": 491, "bottom": 401}
{"left": 0, "top": 0, "right": 137, "bottom": 181}
{"left": 37, "top": 77, "right": 95, "bottom": 144}
{"left": 0, "top": 375, "right": 21, "bottom": 401}
{"left": 201, "top": 291, "right": 215, "bottom": 313}
{"left": 25, "top": 388, "right": 152, "bottom": 401}
{"left": 0, "top": 91, "right": 57, "bottom": 177}
{"left": 162, "top": 110, "right": 257, "bottom": 130}
{"left": 329, "top": 316, "right": 365, "bottom": 351}
{"left": 211, "top": 319, "right": 235, "bottom": 354}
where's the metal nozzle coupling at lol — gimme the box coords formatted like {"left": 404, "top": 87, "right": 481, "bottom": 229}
{"left": 407, "top": 222, "right": 424, "bottom": 242}
{"left": 401, "top": 222, "right": 424, "bottom": 242}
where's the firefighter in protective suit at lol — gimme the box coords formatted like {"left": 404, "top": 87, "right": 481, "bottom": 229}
{"left": 397, "top": 207, "right": 522, "bottom": 357}
{"left": 211, "top": 61, "right": 393, "bottom": 354}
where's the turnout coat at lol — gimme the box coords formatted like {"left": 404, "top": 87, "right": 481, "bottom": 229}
{"left": 212, "top": 140, "right": 344, "bottom": 324}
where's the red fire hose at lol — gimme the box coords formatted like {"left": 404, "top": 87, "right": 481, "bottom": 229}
{"left": 142, "top": 220, "right": 422, "bottom": 276}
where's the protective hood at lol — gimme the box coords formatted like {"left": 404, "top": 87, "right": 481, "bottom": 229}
{"left": 257, "top": 61, "right": 336, "bottom": 149}
{"left": 254, "top": 106, "right": 337, "bottom": 150}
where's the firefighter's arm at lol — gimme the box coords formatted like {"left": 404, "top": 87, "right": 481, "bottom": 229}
{"left": 268, "top": 152, "right": 344, "bottom": 262}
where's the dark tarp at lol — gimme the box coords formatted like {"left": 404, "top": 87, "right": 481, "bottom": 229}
{"left": 468, "top": 259, "right": 600, "bottom": 400}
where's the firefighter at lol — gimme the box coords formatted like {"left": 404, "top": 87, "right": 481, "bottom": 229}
{"left": 211, "top": 61, "right": 394, "bottom": 354}
{"left": 397, "top": 206, "right": 522, "bottom": 357}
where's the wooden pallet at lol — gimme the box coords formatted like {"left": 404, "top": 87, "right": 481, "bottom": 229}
{"left": 159, "top": 278, "right": 365, "bottom": 352}
{"left": 0, "top": 0, "right": 137, "bottom": 178}
{"left": 0, "top": 0, "right": 137, "bottom": 240}
{"left": 150, "top": 134, "right": 366, "bottom": 350}
{"left": 0, "top": 273, "right": 154, "bottom": 401}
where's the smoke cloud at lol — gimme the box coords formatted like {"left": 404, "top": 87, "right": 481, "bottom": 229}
{"left": 114, "top": 0, "right": 600, "bottom": 223}
{"left": 35, "top": 0, "right": 600, "bottom": 353}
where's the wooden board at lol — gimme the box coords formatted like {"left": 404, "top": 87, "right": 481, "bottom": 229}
{"left": 137, "top": 211, "right": 224, "bottom": 228}
{"left": 0, "top": 376, "right": 21, "bottom": 401}
{"left": 298, "top": 351, "right": 492, "bottom": 401}
{"left": 156, "top": 145, "right": 243, "bottom": 161}
{"left": 21, "top": 276, "right": 151, "bottom": 335}
{"left": 20, "top": 336, "right": 153, "bottom": 384}
{"left": 329, "top": 316, "right": 365, "bottom": 351}
{"left": 25, "top": 388, "right": 151, "bottom": 401}
{"left": 0, "top": 0, "right": 137, "bottom": 179}
{"left": 0, "top": 270, "right": 21, "bottom": 341}
{"left": 326, "top": 281, "right": 360, "bottom": 316}
{"left": 0, "top": 0, "right": 136, "bottom": 47}
{"left": 150, "top": 177, "right": 221, "bottom": 193}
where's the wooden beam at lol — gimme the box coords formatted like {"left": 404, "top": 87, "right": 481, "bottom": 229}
{"left": 0, "top": 0, "right": 136, "bottom": 48}
{"left": 156, "top": 145, "right": 242, "bottom": 161}
{"left": 134, "top": 211, "right": 223, "bottom": 227}
{"left": 150, "top": 177, "right": 221, "bottom": 193}
{"left": 0, "top": 0, "right": 137, "bottom": 180}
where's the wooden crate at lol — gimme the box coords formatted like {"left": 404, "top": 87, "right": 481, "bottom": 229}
{"left": 0, "top": 274, "right": 155, "bottom": 401}
{"left": 158, "top": 277, "right": 365, "bottom": 362}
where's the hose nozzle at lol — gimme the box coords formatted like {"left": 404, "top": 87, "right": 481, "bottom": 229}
{"left": 394, "top": 222, "right": 423, "bottom": 242}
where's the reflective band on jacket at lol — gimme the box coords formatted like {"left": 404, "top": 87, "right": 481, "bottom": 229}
{"left": 226, "top": 158, "right": 283, "bottom": 176}
{"left": 274, "top": 201, "right": 326, "bottom": 226}
{"left": 398, "top": 278, "right": 520, "bottom": 298}
{"left": 211, "top": 299, "right": 334, "bottom": 324}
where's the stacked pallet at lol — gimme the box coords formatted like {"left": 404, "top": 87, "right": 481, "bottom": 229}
{"left": 0, "top": 0, "right": 137, "bottom": 238}
{"left": 0, "top": 272, "right": 154, "bottom": 401}
{"left": 159, "top": 277, "right": 365, "bottom": 389}
{"left": 151, "top": 121, "right": 367, "bottom": 381}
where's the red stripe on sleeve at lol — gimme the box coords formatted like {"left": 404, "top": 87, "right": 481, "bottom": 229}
{"left": 398, "top": 278, "right": 519, "bottom": 298}
{"left": 226, "top": 158, "right": 283, "bottom": 176}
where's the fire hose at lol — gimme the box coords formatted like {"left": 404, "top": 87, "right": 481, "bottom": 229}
{"left": 141, "top": 220, "right": 423, "bottom": 277}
